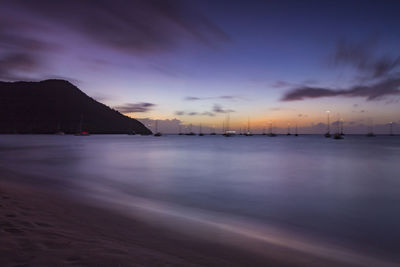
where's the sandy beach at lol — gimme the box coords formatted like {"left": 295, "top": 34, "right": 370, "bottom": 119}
{"left": 0, "top": 169, "right": 360, "bottom": 267}
{"left": 0, "top": 170, "right": 299, "bottom": 267}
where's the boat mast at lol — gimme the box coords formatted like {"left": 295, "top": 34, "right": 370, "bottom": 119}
{"left": 340, "top": 118, "right": 344, "bottom": 135}
{"left": 326, "top": 110, "right": 330, "bottom": 134}
{"left": 226, "top": 113, "right": 230, "bottom": 132}
{"left": 79, "top": 114, "right": 83, "bottom": 133}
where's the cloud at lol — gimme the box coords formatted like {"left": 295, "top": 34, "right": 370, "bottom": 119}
{"left": 9, "top": 0, "right": 230, "bottom": 54}
{"left": 0, "top": 17, "right": 61, "bottom": 80}
{"left": 175, "top": 111, "right": 185, "bottom": 116}
{"left": 185, "top": 97, "right": 202, "bottom": 101}
{"left": 201, "top": 111, "right": 215, "bottom": 117}
{"left": 333, "top": 39, "right": 400, "bottom": 78}
{"left": 174, "top": 110, "right": 215, "bottom": 117}
{"left": 213, "top": 104, "right": 234, "bottom": 113}
{"left": 270, "top": 81, "right": 292, "bottom": 88}
{"left": 114, "top": 102, "right": 155, "bottom": 113}
{"left": 184, "top": 95, "right": 241, "bottom": 101}
{"left": 0, "top": 53, "right": 39, "bottom": 80}
{"left": 282, "top": 76, "right": 400, "bottom": 101}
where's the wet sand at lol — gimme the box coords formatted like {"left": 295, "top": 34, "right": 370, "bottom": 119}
{"left": 0, "top": 172, "right": 384, "bottom": 267}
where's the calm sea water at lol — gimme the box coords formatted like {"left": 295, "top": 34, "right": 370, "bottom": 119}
{"left": 1, "top": 134, "right": 400, "bottom": 265}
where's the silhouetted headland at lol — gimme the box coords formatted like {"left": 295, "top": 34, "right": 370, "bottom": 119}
{"left": 0, "top": 80, "right": 151, "bottom": 135}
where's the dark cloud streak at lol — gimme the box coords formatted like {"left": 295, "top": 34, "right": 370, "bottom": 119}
{"left": 282, "top": 77, "right": 400, "bottom": 101}
{"left": 213, "top": 104, "right": 234, "bottom": 113}
{"left": 114, "top": 102, "right": 156, "bottom": 113}
{"left": 9, "top": 0, "right": 229, "bottom": 54}
{"left": 333, "top": 39, "right": 400, "bottom": 79}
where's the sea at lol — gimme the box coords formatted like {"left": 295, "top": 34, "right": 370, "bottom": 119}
{"left": 1, "top": 134, "right": 399, "bottom": 265}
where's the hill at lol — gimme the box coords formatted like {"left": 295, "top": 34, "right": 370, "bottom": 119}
{"left": 0, "top": 79, "right": 152, "bottom": 134}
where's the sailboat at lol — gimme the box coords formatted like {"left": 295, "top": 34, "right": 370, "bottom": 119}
{"left": 154, "top": 120, "right": 162, "bottom": 136}
{"left": 223, "top": 113, "right": 235, "bottom": 137}
{"left": 286, "top": 123, "right": 291, "bottom": 136}
{"left": 128, "top": 120, "right": 136, "bottom": 135}
{"left": 75, "top": 115, "right": 90, "bottom": 136}
{"left": 389, "top": 122, "right": 394, "bottom": 136}
{"left": 333, "top": 116, "right": 343, "bottom": 139}
{"left": 178, "top": 125, "right": 184, "bottom": 135}
{"left": 324, "top": 111, "right": 331, "bottom": 138}
{"left": 366, "top": 118, "right": 376, "bottom": 137}
{"left": 340, "top": 119, "right": 345, "bottom": 136}
{"left": 294, "top": 123, "right": 299, "bottom": 136}
{"left": 244, "top": 117, "right": 253, "bottom": 136}
{"left": 262, "top": 127, "right": 267, "bottom": 135}
{"left": 198, "top": 124, "right": 204, "bottom": 136}
{"left": 209, "top": 125, "right": 216, "bottom": 135}
{"left": 268, "top": 121, "right": 277, "bottom": 137}
{"left": 186, "top": 123, "right": 195, "bottom": 135}
{"left": 55, "top": 122, "right": 65, "bottom": 135}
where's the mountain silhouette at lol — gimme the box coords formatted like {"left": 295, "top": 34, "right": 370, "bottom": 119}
{"left": 0, "top": 79, "right": 152, "bottom": 134}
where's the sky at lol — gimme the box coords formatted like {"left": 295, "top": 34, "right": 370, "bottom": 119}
{"left": 1, "top": 0, "right": 400, "bottom": 133}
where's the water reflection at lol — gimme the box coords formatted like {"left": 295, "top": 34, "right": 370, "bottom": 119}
{"left": 1, "top": 135, "right": 399, "bottom": 264}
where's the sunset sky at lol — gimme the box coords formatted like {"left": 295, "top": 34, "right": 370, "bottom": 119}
{"left": 1, "top": 0, "right": 400, "bottom": 133}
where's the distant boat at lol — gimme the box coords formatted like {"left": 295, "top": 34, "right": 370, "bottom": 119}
{"left": 262, "top": 127, "right": 267, "bottom": 135}
{"left": 178, "top": 125, "right": 184, "bottom": 135}
{"left": 366, "top": 119, "right": 376, "bottom": 137}
{"left": 153, "top": 120, "right": 162, "bottom": 136}
{"left": 209, "top": 127, "right": 217, "bottom": 135}
{"left": 55, "top": 122, "right": 65, "bottom": 135}
{"left": 333, "top": 133, "right": 343, "bottom": 139}
{"left": 294, "top": 123, "right": 299, "bottom": 136}
{"left": 198, "top": 124, "right": 204, "bottom": 136}
{"left": 287, "top": 124, "right": 291, "bottom": 136}
{"left": 75, "top": 115, "right": 90, "bottom": 136}
{"left": 223, "top": 114, "right": 235, "bottom": 137}
{"left": 389, "top": 122, "right": 394, "bottom": 136}
{"left": 324, "top": 110, "right": 331, "bottom": 138}
{"left": 340, "top": 119, "right": 345, "bottom": 136}
{"left": 268, "top": 122, "right": 277, "bottom": 137}
{"left": 223, "top": 130, "right": 236, "bottom": 137}
{"left": 128, "top": 120, "right": 136, "bottom": 135}
{"left": 186, "top": 123, "right": 195, "bottom": 135}
{"left": 244, "top": 117, "right": 253, "bottom": 136}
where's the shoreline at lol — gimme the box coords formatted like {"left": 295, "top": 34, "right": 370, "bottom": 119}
{"left": 0, "top": 174, "right": 288, "bottom": 266}
{"left": 1, "top": 170, "right": 398, "bottom": 266}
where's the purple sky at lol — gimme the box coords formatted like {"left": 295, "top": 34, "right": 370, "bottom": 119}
{"left": 1, "top": 0, "right": 400, "bottom": 133}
